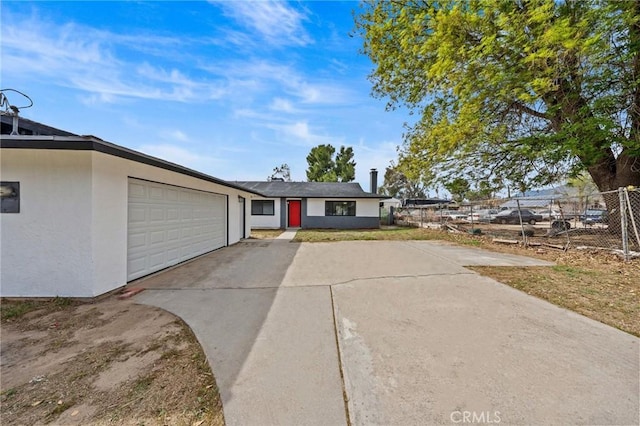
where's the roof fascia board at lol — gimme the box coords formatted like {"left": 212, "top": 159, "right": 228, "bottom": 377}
{"left": 0, "top": 135, "right": 263, "bottom": 196}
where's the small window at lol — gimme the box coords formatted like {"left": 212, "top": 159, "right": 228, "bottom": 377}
{"left": 251, "top": 200, "right": 275, "bottom": 215}
{"left": 1, "top": 182, "right": 20, "bottom": 213}
{"left": 325, "top": 201, "right": 356, "bottom": 216}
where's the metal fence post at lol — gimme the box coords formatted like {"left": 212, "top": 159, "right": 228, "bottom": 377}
{"left": 624, "top": 189, "right": 640, "bottom": 249}
{"left": 619, "top": 187, "right": 630, "bottom": 260}
{"left": 516, "top": 199, "right": 527, "bottom": 246}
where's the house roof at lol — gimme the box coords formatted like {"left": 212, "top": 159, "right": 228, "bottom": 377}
{"left": 234, "top": 181, "right": 387, "bottom": 199}
{"left": 1, "top": 134, "right": 262, "bottom": 196}
{"left": 1, "top": 114, "right": 77, "bottom": 136}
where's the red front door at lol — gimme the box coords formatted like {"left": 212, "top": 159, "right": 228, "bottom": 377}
{"left": 288, "top": 200, "right": 301, "bottom": 228}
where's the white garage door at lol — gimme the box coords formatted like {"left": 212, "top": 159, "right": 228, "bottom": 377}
{"left": 127, "top": 178, "right": 227, "bottom": 281}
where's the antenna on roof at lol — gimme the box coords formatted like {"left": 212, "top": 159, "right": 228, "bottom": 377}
{"left": 1, "top": 88, "right": 34, "bottom": 135}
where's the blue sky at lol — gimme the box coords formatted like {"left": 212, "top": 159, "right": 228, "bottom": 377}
{"left": 1, "top": 1, "right": 412, "bottom": 187}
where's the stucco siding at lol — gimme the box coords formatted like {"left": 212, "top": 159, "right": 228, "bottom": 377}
{"left": 250, "top": 197, "right": 281, "bottom": 228}
{"left": 303, "top": 198, "right": 380, "bottom": 229}
{"left": 356, "top": 199, "right": 380, "bottom": 217}
{"left": 1, "top": 150, "right": 94, "bottom": 297}
{"left": 1, "top": 148, "right": 253, "bottom": 297}
{"left": 306, "top": 198, "right": 380, "bottom": 217}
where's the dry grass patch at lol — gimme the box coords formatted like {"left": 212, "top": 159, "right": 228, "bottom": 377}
{"left": 0, "top": 298, "right": 224, "bottom": 425}
{"left": 468, "top": 253, "right": 640, "bottom": 337}
{"left": 250, "top": 229, "right": 284, "bottom": 239}
{"left": 294, "top": 227, "right": 462, "bottom": 242}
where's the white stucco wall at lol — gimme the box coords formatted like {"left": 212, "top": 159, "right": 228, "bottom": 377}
{"left": 1, "top": 147, "right": 253, "bottom": 297}
{"left": 1, "top": 150, "right": 95, "bottom": 297}
{"left": 356, "top": 199, "right": 381, "bottom": 217}
{"left": 306, "top": 198, "right": 380, "bottom": 217}
{"left": 250, "top": 197, "right": 281, "bottom": 228}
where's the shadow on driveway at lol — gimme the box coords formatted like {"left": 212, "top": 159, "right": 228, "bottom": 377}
{"left": 134, "top": 238, "right": 347, "bottom": 425}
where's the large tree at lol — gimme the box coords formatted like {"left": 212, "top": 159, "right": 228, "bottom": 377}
{"left": 268, "top": 163, "right": 292, "bottom": 182}
{"left": 444, "top": 177, "right": 471, "bottom": 202}
{"left": 355, "top": 0, "right": 640, "bottom": 198}
{"left": 306, "top": 144, "right": 356, "bottom": 182}
{"left": 380, "top": 162, "right": 429, "bottom": 199}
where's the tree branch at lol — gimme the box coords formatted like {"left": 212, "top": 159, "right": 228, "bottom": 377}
{"left": 510, "top": 101, "right": 550, "bottom": 121}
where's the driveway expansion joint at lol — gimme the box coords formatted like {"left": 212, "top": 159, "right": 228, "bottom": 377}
{"left": 329, "top": 272, "right": 475, "bottom": 287}
{"left": 329, "top": 285, "right": 352, "bottom": 426}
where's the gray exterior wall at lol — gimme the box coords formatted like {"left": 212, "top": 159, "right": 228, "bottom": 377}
{"left": 302, "top": 215, "right": 380, "bottom": 229}
{"left": 280, "top": 198, "right": 287, "bottom": 228}
{"left": 268, "top": 197, "right": 380, "bottom": 229}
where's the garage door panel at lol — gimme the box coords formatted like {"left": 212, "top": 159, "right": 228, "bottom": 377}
{"left": 148, "top": 251, "right": 166, "bottom": 269}
{"left": 149, "top": 230, "right": 166, "bottom": 245}
{"left": 129, "top": 181, "right": 146, "bottom": 198}
{"left": 149, "top": 207, "right": 164, "bottom": 222}
{"left": 166, "top": 188, "right": 180, "bottom": 201}
{"left": 127, "top": 179, "right": 227, "bottom": 281}
{"left": 150, "top": 186, "right": 164, "bottom": 199}
{"left": 167, "top": 208, "right": 179, "bottom": 220}
{"left": 167, "top": 229, "right": 180, "bottom": 241}
{"left": 128, "top": 232, "right": 147, "bottom": 249}
{"left": 129, "top": 206, "right": 147, "bottom": 223}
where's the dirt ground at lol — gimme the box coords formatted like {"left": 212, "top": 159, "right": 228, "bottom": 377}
{"left": 0, "top": 296, "right": 224, "bottom": 425}
{"left": 2, "top": 229, "right": 637, "bottom": 424}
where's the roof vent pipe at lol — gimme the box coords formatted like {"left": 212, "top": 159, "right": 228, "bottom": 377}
{"left": 370, "top": 168, "right": 378, "bottom": 194}
{"left": 11, "top": 113, "right": 19, "bottom": 136}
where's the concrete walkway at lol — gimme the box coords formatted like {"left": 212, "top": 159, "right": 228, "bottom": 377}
{"left": 135, "top": 238, "right": 639, "bottom": 426}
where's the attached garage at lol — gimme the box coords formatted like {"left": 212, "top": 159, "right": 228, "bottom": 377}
{"left": 127, "top": 179, "right": 227, "bottom": 281}
{"left": 1, "top": 134, "right": 258, "bottom": 298}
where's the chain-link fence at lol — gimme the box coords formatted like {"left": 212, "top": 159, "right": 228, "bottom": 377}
{"left": 384, "top": 187, "right": 640, "bottom": 260}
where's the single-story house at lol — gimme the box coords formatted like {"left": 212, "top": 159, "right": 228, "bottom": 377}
{"left": 1, "top": 117, "right": 259, "bottom": 298}
{"left": 381, "top": 197, "right": 402, "bottom": 209}
{"left": 235, "top": 176, "right": 387, "bottom": 229}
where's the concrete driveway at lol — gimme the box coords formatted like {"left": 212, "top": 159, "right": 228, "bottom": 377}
{"left": 135, "top": 237, "right": 639, "bottom": 426}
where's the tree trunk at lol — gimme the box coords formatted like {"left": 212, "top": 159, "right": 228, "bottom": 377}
{"left": 586, "top": 150, "right": 640, "bottom": 238}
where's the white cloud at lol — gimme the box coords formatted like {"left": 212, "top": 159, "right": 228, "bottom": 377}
{"left": 267, "top": 120, "right": 342, "bottom": 147}
{"left": 269, "top": 97, "right": 297, "bottom": 113}
{"left": 201, "top": 59, "right": 354, "bottom": 106}
{"left": 352, "top": 139, "right": 400, "bottom": 185}
{"left": 165, "top": 130, "right": 189, "bottom": 142}
{"left": 215, "top": 0, "right": 312, "bottom": 47}
{"left": 136, "top": 143, "right": 221, "bottom": 171}
{"left": 1, "top": 14, "right": 228, "bottom": 104}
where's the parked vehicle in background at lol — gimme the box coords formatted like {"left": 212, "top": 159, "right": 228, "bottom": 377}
{"left": 467, "top": 209, "right": 499, "bottom": 223}
{"left": 580, "top": 209, "right": 608, "bottom": 225}
{"left": 490, "top": 209, "right": 543, "bottom": 225}
{"left": 536, "top": 209, "right": 562, "bottom": 220}
{"left": 439, "top": 210, "right": 468, "bottom": 220}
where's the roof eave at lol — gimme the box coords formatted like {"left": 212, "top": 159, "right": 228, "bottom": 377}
{"left": 0, "top": 135, "right": 262, "bottom": 196}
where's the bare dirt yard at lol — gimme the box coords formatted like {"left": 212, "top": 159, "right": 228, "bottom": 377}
{"left": 0, "top": 297, "right": 224, "bottom": 425}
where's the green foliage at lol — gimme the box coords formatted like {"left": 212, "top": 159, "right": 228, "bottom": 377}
{"left": 379, "top": 161, "right": 429, "bottom": 198}
{"left": 1, "top": 300, "right": 39, "bottom": 321}
{"left": 305, "top": 144, "right": 356, "bottom": 182}
{"left": 335, "top": 146, "right": 356, "bottom": 182}
{"left": 444, "top": 177, "right": 470, "bottom": 202}
{"left": 306, "top": 144, "right": 336, "bottom": 182}
{"left": 355, "top": 0, "right": 640, "bottom": 193}
{"left": 268, "top": 163, "right": 291, "bottom": 182}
